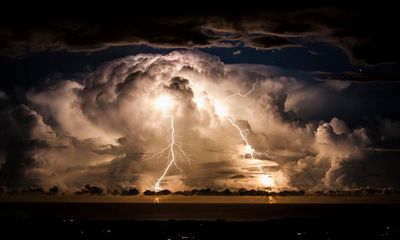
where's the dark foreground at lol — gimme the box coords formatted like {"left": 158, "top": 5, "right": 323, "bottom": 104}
{"left": 1, "top": 203, "right": 400, "bottom": 239}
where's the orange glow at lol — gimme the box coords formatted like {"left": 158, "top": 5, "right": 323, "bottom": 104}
{"left": 214, "top": 101, "right": 228, "bottom": 117}
{"left": 154, "top": 95, "right": 174, "bottom": 112}
{"left": 259, "top": 174, "right": 275, "bottom": 187}
{"left": 243, "top": 144, "right": 254, "bottom": 154}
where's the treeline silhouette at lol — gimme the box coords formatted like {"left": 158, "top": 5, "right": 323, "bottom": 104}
{"left": 2, "top": 185, "right": 400, "bottom": 196}
{"left": 143, "top": 188, "right": 306, "bottom": 196}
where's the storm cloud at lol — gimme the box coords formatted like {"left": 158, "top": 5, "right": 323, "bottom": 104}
{"left": 0, "top": 51, "right": 399, "bottom": 192}
{"left": 1, "top": 5, "right": 399, "bottom": 65}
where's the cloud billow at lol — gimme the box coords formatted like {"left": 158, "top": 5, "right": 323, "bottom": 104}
{"left": 0, "top": 51, "right": 398, "bottom": 192}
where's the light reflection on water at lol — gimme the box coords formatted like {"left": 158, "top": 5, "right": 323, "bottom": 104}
{"left": 267, "top": 196, "right": 279, "bottom": 204}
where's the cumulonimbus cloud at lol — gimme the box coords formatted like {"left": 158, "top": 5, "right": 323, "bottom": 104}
{"left": 0, "top": 50, "right": 396, "bottom": 192}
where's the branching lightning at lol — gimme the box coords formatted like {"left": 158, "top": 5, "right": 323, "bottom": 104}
{"left": 221, "top": 80, "right": 259, "bottom": 102}
{"left": 225, "top": 116, "right": 275, "bottom": 187}
{"left": 225, "top": 116, "right": 263, "bottom": 173}
{"left": 214, "top": 80, "right": 275, "bottom": 187}
{"left": 152, "top": 95, "right": 192, "bottom": 192}
{"left": 193, "top": 80, "right": 275, "bottom": 187}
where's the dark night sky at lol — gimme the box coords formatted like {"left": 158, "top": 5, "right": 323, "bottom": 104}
{"left": 1, "top": 3, "right": 400, "bottom": 192}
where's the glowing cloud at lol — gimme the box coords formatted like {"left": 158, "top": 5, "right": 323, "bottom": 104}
{"left": 154, "top": 95, "right": 174, "bottom": 112}
{"left": 214, "top": 101, "right": 228, "bottom": 117}
{"left": 19, "top": 50, "right": 371, "bottom": 192}
{"left": 259, "top": 174, "right": 275, "bottom": 188}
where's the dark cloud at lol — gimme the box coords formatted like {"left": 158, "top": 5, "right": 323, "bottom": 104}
{"left": 244, "top": 36, "right": 300, "bottom": 50}
{"left": 0, "top": 105, "right": 49, "bottom": 187}
{"left": 0, "top": 5, "right": 398, "bottom": 65}
{"left": 165, "top": 76, "right": 194, "bottom": 101}
{"left": 0, "top": 16, "right": 221, "bottom": 56}
{"left": 339, "top": 150, "right": 400, "bottom": 188}
{"left": 229, "top": 174, "right": 247, "bottom": 179}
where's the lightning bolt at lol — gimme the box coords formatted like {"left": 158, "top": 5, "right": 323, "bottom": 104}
{"left": 225, "top": 116, "right": 263, "bottom": 173}
{"left": 221, "top": 80, "right": 259, "bottom": 102}
{"left": 217, "top": 80, "right": 275, "bottom": 187}
{"left": 225, "top": 115, "right": 276, "bottom": 188}
{"left": 195, "top": 80, "right": 273, "bottom": 175}
{"left": 193, "top": 80, "right": 258, "bottom": 110}
{"left": 153, "top": 114, "right": 191, "bottom": 192}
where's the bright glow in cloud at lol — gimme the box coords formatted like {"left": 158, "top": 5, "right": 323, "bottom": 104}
{"left": 214, "top": 101, "right": 228, "bottom": 117}
{"left": 243, "top": 144, "right": 254, "bottom": 155}
{"left": 193, "top": 96, "right": 205, "bottom": 109}
{"left": 154, "top": 95, "right": 174, "bottom": 112}
{"left": 259, "top": 174, "right": 275, "bottom": 187}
